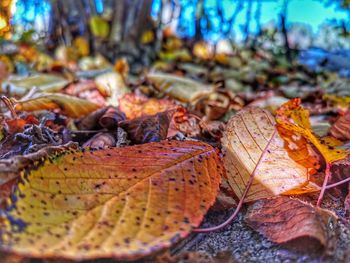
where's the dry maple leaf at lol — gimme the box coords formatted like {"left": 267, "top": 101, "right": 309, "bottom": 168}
{"left": 14, "top": 93, "right": 100, "bottom": 118}
{"left": 221, "top": 107, "right": 319, "bottom": 203}
{"left": 0, "top": 141, "right": 222, "bottom": 261}
{"left": 118, "top": 93, "right": 176, "bottom": 120}
{"left": 245, "top": 196, "right": 338, "bottom": 252}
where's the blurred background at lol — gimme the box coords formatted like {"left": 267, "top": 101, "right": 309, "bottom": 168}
{"left": 0, "top": 0, "right": 350, "bottom": 76}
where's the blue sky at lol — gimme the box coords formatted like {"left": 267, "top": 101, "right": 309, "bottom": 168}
{"left": 152, "top": 0, "right": 349, "bottom": 41}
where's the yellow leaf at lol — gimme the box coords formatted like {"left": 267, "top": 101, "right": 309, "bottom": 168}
{"left": 14, "top": 93, "right": 100, "bottom": 118}
{"left": 323, "top": 94, "right": 350, "bottom": 109}
{"left": 193, "top": 41, "right": 212, "bottom": 60}
{"left": 276, "top": 98, "right": 348, "bottom": 164}
{"left": 0, "top": 141, "right": 222, "bottom": 260}
{"left": 222, "top": 107, "right": 319, "bottom": 202}
{"left": 73, "top": 37, "right": 90, "bottom": 56}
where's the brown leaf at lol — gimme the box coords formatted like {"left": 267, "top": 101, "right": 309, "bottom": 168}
{"left": 245, "top": 197, "right": 338, "bottom": 252}
{"left": 119, "top": 110, "right": 174, "bottom": 144}
{"left": 83, "top": 132, "right": 116, "bottom": 149}
{"left": 99, "top": 107, "right": 125, "bottom": 130}
{"left": 76, "top": 107, "right": 110, "bottom": 130}
{"left": 330, "top": 108, "right": 350, "bottom": 141}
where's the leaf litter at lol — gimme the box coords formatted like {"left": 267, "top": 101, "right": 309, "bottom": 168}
{"left": 1, "top": 31, "right": 350, "bottom": 262}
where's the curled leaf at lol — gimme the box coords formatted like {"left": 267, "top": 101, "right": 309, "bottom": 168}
{"left": 14, "top": 93, "right": 101, "bottom": 118}
{"left": 246, "top": 197, "right": 338, "bottom": 251}
{"left": 99, "top": 107, "right": 125, "bottom": 130}
{"left": 222, "top": 107, "right": 319, "bottom": 202}
{"left": 0, "top": 141, "right": 222, "bottom": 260}
{"left": 119, "top": 110, "right": 174, "bottom": 144}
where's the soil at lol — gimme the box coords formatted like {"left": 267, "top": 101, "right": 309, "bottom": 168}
{"left": 174, "top": 194, "right": 350, "bottom": 263}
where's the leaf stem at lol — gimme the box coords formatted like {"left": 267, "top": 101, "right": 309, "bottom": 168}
{"left": 325, "top": 176, "right": 350, "bottom": 189}
{"left": 193, "top": 130, "right": 278, "bottom": 233}
{"left": 192, "top": 169, "right": 254, "bottom": 233}
{"left": 317, "top": 162, "right": 331, "bottom": 207}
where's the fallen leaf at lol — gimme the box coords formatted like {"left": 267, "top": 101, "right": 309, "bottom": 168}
{"left": 330, "top": 108, "right": 350, "bottom": 141}
{"left": 168, "top": 107, "right": 201, "bottom": 138}
{"left": 0, "top": 140, "right": 222, "bottom": 261}
{"left": 5, "top": 115, "right": 39, "bottom": 134}
{"left": 83, "top": 132, "right": 116, "bottom": 149}
{"left": 114, "top": 58, "right": 129, "bottom": 79}
{"left": 222, "top": 107, "right": 319, "bottom": 202}
{"left": 147, "top": 72, "right": 214, "bottom": 103}
{"left": 1, "top": 74, "right": 69, "bottom": 97}
{"left": 14, "top": 93, "right": 101, "bottom": 118}
{"left": 119, "top": 93, "right": 176, "bottom": 120}
{"left": 0, "top": 142, "right": 77, "bottom": 194}
{"left": 119, "top": 111, "right": 173, "bottom": 144}
{"left": 95, "top": 71, "right": 129, "bottom": 106}
{"left": 99, "top": 107, "right": 126, "bottom": 130}
{"left": 248, "top": 96, "right": 289, "bottom": 114}
{"left": 76, "top": 107, "right": 110, "bottom": 130}
{"left": 276, "top": 98, "right": 348, "bottom": 165}
{"left": 64, "top": 80, "right": 97, "bottom": 96}
{"left": 245, "top": 197, "right": 338, "bottom": 251}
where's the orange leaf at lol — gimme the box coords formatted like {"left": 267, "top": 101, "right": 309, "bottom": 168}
{"left": 119, "top": 93, "right": 176, "bottom": 119}
{"left": 222, "top": 107, "right": 319, "bottom": 202}
{"left": 5, "top": 115, "right": 38, "bottom": 134}
{"left": 0, "top": 141, "right": 222, "bottom": 260}
{"left": 276, "top": 98, "right": 348, "bottom": 165}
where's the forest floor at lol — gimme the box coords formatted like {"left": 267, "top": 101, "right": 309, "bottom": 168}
{"left": 176, "top": 194, "right": 350, "bottom": 263}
